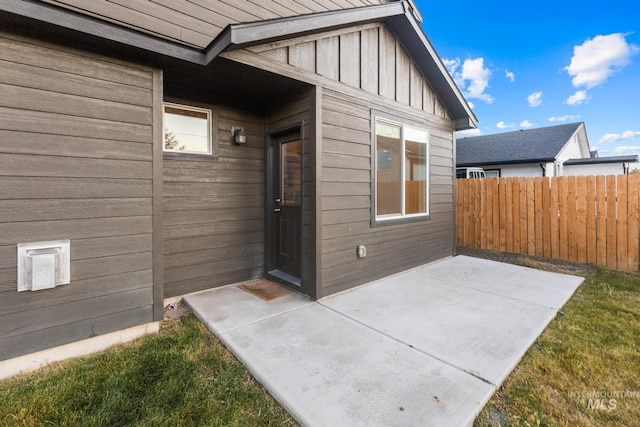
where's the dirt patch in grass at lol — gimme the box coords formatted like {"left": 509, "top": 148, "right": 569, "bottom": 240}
{"left": 160, "top": 300, "right": 191, "bottom": 329}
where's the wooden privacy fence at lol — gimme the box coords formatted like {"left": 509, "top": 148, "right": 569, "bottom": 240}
{"left": 456, "top": 175, "right": 640, "bottom": 272}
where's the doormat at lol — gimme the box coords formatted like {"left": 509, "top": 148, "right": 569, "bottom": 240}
{"left": 238, "top": 279, "right": 293, "bottom": 302}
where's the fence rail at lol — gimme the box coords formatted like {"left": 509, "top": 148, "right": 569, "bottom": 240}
{"left": 456, "top": 175, "right": 640, "bottom": 272}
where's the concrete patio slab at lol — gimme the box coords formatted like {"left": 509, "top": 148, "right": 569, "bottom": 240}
{"left": 184, "top": 255, "right": 583, "bottom": 427}
{"left": 412, "top": 255, "right": 583, "bottom": 309}
{"left": 185, "top": 285, "right": 312, "bottom": 333}
{"left": 321, "top": 269, "right": 564, "bottom": 386}
{"left": 222, "top": 304, "right": 494, "bottom": 427}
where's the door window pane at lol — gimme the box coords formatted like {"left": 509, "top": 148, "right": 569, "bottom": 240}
{"left": 281, "top": 140, "right": 301, "bottom": 205}
{"left": 376, "top": 123, "right": 402, "bottom": 216}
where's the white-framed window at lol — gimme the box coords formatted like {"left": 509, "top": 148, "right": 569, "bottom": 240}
{"left": 374, "top": 117, "right": 430, "bottom": 222}
{"left": 163, "top": 102, "right": 212, "bottom": 155}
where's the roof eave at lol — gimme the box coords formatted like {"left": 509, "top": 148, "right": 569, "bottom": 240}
{"left": 0, "top": 0, "right": 205, "bottom": 64}
{"left": 204, "top": 2, "right": 405, "bottom": 63}
{"left": 564, "top": 155, "right": 639, "bottom": 165}
{"left": 3, "top": 1, "right": 476, "bottom": 129}
{"left": 457, "top": 158, "right": 556, "bottom": 167}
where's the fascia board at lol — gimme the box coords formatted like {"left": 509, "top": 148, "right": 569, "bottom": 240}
{"left": 0, "top": 0, "right": 205, "bottom": 64}
{"left": 204, "top": 3, "right": 405, "bottom": 63}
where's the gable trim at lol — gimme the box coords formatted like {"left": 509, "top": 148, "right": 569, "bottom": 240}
{"left": 206, "top": 2, "right": 406, "bottom": 63}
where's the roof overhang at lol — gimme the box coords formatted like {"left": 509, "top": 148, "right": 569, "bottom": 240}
{"left": 457, "top": 158, "right": 556, "bottom": 167}
{"left": 0, "top": 0, "right": 205, "bottom": 63}
{"left": 204, "top": 3, "right": 407, "bottom": 63}
{"left": 564, "top": 155, "right": 639, "bottom": 165}
{"left": 1, "top": 0, "right": 476, "bottom": 129}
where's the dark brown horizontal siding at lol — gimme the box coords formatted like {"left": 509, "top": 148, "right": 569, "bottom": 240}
{"left": 1, "top": 59, "right": 153, "bottom": 106}
{"left": 42, "top": 0, "right": 383, "bottom": 48}
{"left": 0, "top": 130, "right": 153, "bottom": 161}
{"left": 0, "top": 106, "right": 152, "bottom": 143}
{"left": 0, "top": 307, "right": 153, "bottom": 361}
{"left": 319, "top": 88, "right": 455, "bottom": 297}
{"left": 0, "top": 34, "right": 153, "bottom": 87}
{"left": 0, "top": 33, "right": 157, "bottom": 361}
{"left": 0, "top": 177, "right": 151, "bottom": 200}
{"left": 162, "top": 102, "right": 266, "bottom": 298}
{"left": 0, "top": 199, "right": 151, "bottom": 223}
{"left": 0, "top": 153, "right": 151, "bottom": 179}
{"left": 321, "top": 229, "right": 453, "bottom": 296}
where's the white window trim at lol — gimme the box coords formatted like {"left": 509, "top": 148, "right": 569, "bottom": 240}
{"left": 163, "top": 102, "right": 213, "bottom": 156}
{"left": 374, "top": 117, "right": 430, "bottom": 222}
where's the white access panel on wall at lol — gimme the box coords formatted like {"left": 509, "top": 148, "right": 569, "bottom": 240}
{"left": 17, "top": 240, "right": 70, "bottom": 292}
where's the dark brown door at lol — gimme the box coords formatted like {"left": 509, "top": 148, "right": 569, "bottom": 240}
{"left": 274, "top": 136, "right": 301, "bottom": 278}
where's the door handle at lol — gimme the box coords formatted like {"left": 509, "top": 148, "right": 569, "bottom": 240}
{"left": 274, "top": 208, "right": 281, "bottom": 212}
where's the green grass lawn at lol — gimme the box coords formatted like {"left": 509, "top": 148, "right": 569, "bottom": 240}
{"left": 1, "top": 257, "right": 638, "bottom": 427}
{"left": 475, "top": 263, "right": 640, "bottom": 427}
{"left": 0, "top": 315, "right": 298, "bottom": 427}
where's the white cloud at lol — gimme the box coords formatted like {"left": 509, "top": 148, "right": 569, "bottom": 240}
{"left": 597, "top": 130, "right": 640, "bottom": 144}
{"left": 566, "top": 90, "right": 590, "bottom": 105}
{"left": 496, "top": 121, "right": 513, "bottom": 129}
{"left": 548, "top": 114, "right": 581, "bottom": 122}
{"left": 565, "top": 33, "right": 639, "bottom": 89}
{"left": 612, "top": 146, "right": 640, "bottom": 154}
{"left": 444, "top": 57, "right": 494, "bottom": 103}
{"left": 505, "top": 69, "right": 515, "bottom": 82}
{"left": 456, "top": 128, "right": 483, "bottom": 138}
{"left": 527, "top": 91, "right": 543, "bottom": 107}
{"left": 443, "top": 58, "right": 461, "bottom": 79}
{"left": 520, "top": 120, "right": 534, "bottom": 128}
{"left": 467, "top": 101, "right": 475, "bottom": 109}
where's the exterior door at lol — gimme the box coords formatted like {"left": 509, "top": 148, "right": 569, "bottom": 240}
{"left": 268, "top": 132, "right": 302, "bottom": 284}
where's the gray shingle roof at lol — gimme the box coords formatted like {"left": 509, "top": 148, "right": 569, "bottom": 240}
{"left": 457, "top": 122, "right": 583, "bottom": 166}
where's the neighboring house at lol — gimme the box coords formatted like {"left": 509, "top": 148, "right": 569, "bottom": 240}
{"left": 563, "top": 154, "right": 639, "bottom": 176}
{"left": 457, "top": 122, "right": 638, "bottom": 177}
{"left": 0, "top": 1, "right": 476, "bottom": 365}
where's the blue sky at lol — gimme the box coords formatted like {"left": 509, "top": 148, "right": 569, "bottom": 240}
{"left": 414, "top": 0, "right": 640, "bottom": 160}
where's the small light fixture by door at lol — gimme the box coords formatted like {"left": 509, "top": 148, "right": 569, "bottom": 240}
{"left": 232, "top": 126, "right": 246, "bottom": 145}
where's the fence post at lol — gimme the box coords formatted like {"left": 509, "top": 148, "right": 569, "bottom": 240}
{"left": 628, "top": 174, "right": 640, "bottom": 272}
{"left": 617, "top": 175, "right": 629, "bottom": 271}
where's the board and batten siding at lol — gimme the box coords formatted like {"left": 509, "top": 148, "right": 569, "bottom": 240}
{"left": 248, "top": 23, "right": 450, "bottom": 119}
{"left": 40, "top": 0, "right": 385, "bottom": 48}
{"left": 320, "top": 88, "right": 455, "bottom": 297}
{"left": 163, "top": 104, "right": 265, "bottom": 298}
{"left": 0, "top": 33, "right": 159, "bottom": 361}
